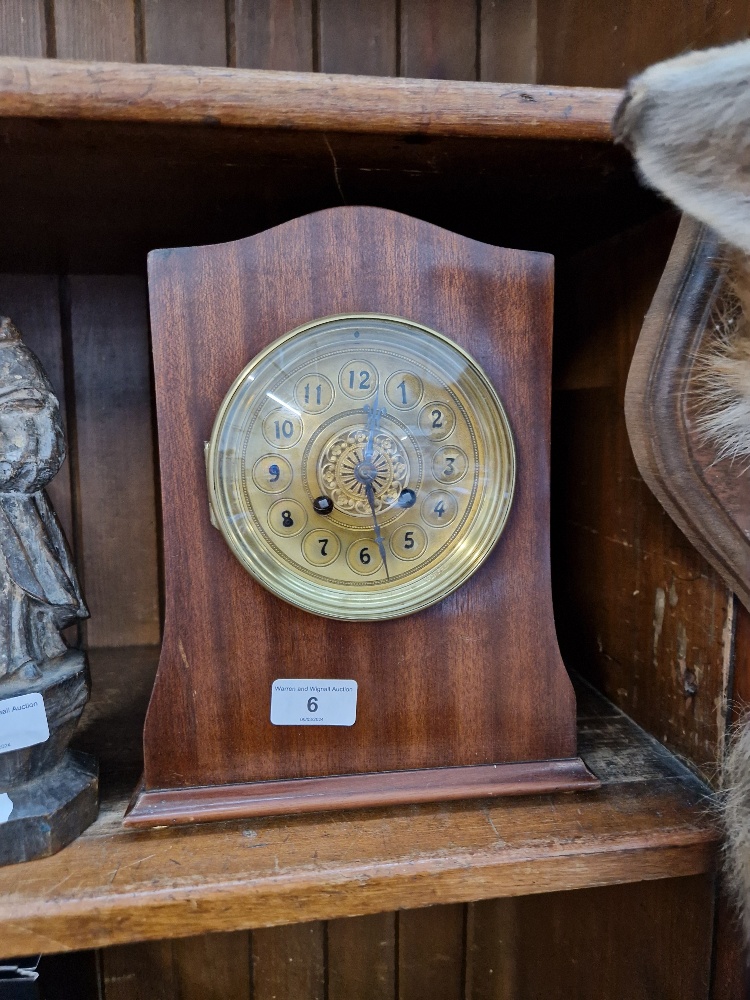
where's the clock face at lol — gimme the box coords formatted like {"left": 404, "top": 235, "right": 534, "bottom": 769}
{"left": 206, "top": 314, "right": 515, "bottom": 620}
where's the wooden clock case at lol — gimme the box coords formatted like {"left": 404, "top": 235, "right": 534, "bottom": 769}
{"left": 125, "top": 205, "right": 598, "bottom": 827}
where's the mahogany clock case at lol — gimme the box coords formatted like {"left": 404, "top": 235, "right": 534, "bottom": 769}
{"left": 126, "top": 206, "right": 597, "bottom": 827}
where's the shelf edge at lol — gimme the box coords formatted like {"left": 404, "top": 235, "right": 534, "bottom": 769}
{"left": 0, "top": 57, "right": 621, "bottom": 141}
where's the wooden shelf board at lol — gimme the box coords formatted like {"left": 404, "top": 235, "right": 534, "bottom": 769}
{"left": 0, "top": 647, "right": 718, "bottom": 955}
{"left": 0, "top": 57, "right": 621, "bottom": 140}
{"left": 0, "top": 59, "right": 656, "bottom": 273}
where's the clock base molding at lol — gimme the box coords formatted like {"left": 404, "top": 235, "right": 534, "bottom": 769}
{"left": 124, "top": 758, "right": 599, "bottom": 828}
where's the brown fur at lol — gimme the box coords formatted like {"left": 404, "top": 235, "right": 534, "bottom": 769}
{"left": 722, "top": 718, "right": 750, "bottom": 942}
{"left": 614, "top": 42, "right": 750, "bottom": 256}
{"left": 695, "top": 256, "right": 750, "bottom": 461}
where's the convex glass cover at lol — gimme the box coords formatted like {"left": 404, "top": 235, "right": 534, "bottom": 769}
{"left": 206, "top": 314, "right": 515, "bottom": 620}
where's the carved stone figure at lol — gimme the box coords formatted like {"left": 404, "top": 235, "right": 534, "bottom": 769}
{"left": 0, "top": 317, "right": 97, "bottom": 866}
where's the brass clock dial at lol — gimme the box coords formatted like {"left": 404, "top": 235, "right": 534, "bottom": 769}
{"left": 206, "top": 314, "right": 515, "bottom": 620}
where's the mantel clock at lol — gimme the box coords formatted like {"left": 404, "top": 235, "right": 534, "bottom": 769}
{"left": 126, "top": 207, "right": 597, "bottom": 828}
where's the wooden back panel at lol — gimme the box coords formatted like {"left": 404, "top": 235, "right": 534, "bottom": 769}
{"left": 142, "top": 206, "right": 575, "bottom": 789}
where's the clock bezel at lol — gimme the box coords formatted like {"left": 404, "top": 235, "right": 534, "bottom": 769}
{"left": 206, "top": 312, "right": 516, "bottom": 621}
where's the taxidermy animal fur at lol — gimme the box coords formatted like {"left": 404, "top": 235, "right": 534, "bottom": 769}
{"left": 615, "top": 41, "right": 750, "bottom": 941}
{"left": 615, "top": 40, "right": 750, "bottom": 460}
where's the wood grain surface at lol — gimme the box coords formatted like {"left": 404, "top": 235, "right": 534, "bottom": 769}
{"left": 400, "top": 0, "right": 477, "bottom": 81}
{"left": 0, "top": 0, "right": 46, "bottom": 57}
{"left": 480, "top": 0, "right": 537, "bottom": 84}
{"left": 53, "top": 0, "right": 136, "bottom": 62}
{"left": 234, "top": 0, "right": 314, "bottom": 71}
{"left": 0, "top": 646, "right": 718, "bottom": 956}
{"left": 399, "top": 904, "right": 465, "bottom": 999}
{"left": 133, "top": 205, "right": 585, "bottom": 821}
{"left": 553, "top": 213, "right": 737, "bottom": 782}
{"left": 537, "top": 0, "right": 750, "bottom": 88}
{"left": 0, "top": 56, "right": 621, "bottom": 139}
{"left": 328, "top": 912, "right": 395, "bottom": 1000}
{"left": 507, "top": 875, "right": 714, "bottom": 999}
{"left": 68, "top": 277, "right": 160, "bottom": 648}
{"left": 93, "top": 873, "right": 715, "bottom": 1000}
{"left": 142, "top": 0, "right": 227, "bottom": 66}
{"left": 254, "top": 921, "right": 324, "bottom": 1000}
{"left": 0, "top": 118, "right": 653, "bottom": 279}
{"left": 127, "top": 758, "right": 599, "bottom": 826}
{"left": 318, "top": 0, "right": 397, "bottom": 76}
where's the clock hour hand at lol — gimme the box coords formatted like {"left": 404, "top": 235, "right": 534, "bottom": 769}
{"left": 365, "top": 481, "right": 390, "bottom": 581}
{"left": 363, "top": 388, "right": 385, "bottom": 463}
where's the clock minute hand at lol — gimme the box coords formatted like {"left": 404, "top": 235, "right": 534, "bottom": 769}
{"left": 363, "top": 388, "right": 383, "bottom": 463}
{"left": 365, "top": 481, "right": 390, "bottom": 582}
{"left": 360, "top": 390, "right": 389, "bottom": 579}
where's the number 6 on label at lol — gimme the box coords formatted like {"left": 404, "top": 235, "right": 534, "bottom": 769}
{"left": 270, "top": 679, "right": 358, "bottom": 726}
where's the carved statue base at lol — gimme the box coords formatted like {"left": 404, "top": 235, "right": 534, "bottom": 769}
{"left": 0, "top": 752, "right": 97, "bottom": 866}
{"left": 0, "top": 649, "right": 97, "bottom": 865}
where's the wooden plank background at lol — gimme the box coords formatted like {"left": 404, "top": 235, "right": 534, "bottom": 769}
{"left": 0, "top": 1, "right": 747, "bottom": 997}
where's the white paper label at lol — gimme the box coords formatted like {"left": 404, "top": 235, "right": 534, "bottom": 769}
{"left": 0, "top": 693, "right": 49, "bottom": 753}
{"left": 271, "top": 679, "right": 357, "bottom": 726}
{"left": 0, "top": 793, "right": 12, "bottom": 823}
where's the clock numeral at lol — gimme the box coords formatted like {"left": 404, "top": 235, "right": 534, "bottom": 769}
{"left": 419, "top": 402, "right": 456, "bottom": 440}
{"left": 347, "top": 538, "right": 381, "bottom": 575}
{"left": 302, "top": 529, "right": 341, "bottom": 566}
{"left": 305, "top": 382, "right": 323, "bottom": 406}
{"left": 389, "top": 523, "right": 427, "bottom": 561}
{"left": 294, "top": 374, "right": 334, "bottom": 414}
{"left": 348, "top": 369, "right": 371, "bottom": 390}
{"left": 339, "top": 360, "right": 378, "bottom": 398}
{"left": 275, "top": 419, "right": 294, "bottom": 439}
{"left": 421, "top": 491, "right": 458, "bottom": 528}
{"left": 385, "top": 371, "right": 423, "bottom": 410}
{"left": 432, "top": 446, "right": 468, "bottom": 484}
{"left": 262, "top": 408, "right": 303, "bottom": 448}
{"left": 268, "top": 499, "right": 306, "bottom": 536}
{"left": 251, "top": 455, "right": 293, "bottom": 494}
{"left": 303, "top": 383, "right": 323, "bottom": 406}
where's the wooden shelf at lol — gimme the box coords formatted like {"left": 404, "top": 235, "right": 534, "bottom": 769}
{"left": 0, "top": 58, "right": 657, "bottom": 273}
{"left": 0, "top": 57, "right": 620, "bottom": 138}
{"left": 0, "top": 647, "right": 718, "bottom": 955}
